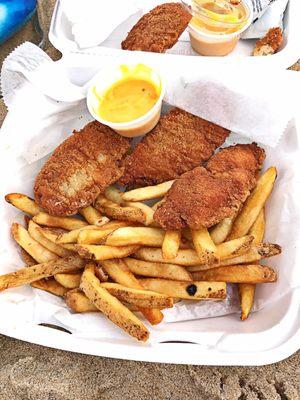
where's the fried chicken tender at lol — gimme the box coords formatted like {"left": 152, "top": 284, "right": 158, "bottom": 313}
{"left": 121, "top": 3, "right": 191, "bottom": 53}
{"left": 119, "top": 108, "right": 230, "bottom": 187}
{"left": 253, "top": 27, "right": 283, "bottom": 56}
{"left": 154, "top": 143, "right": 265, "bottom": 230}
{"left": 34, "top": 121, "right": 130, "bottom": 216}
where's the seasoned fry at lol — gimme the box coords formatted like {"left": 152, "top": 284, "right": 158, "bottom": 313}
{"left": 56, "top": 225, "right": 103, "bottom": 244}
{"left": 210, "top": 217, "right": 235, "bottom": 244}
{"left": 80, "top": 264, "right": 149, "bottom": 341}
{"left": 31, "top": 278, "right": 68, "bottom": 297}
{"left": 104, "top": 186, "right": 123, "bottom": 205}
{"left": 124, "top": 201, "right": 154, "bottom": 226}
{"left": 95, "top": 196, "right": 146, "bottom": 224}
{"left": 28, "top": 220, "right": 73, "bottom": 257}
{"left": 122, "top": 180, "right": 174, "bottom": 202}
{"left": 65, "top": 289, "right": 98, "bottom": 312}
{"left": 238, "top": 283, "right": 255, "bottom": 320}
{"left": 33, "top": 212, "right": 88, "bottom": 230}
{"left": 138, "top": 278, "right": 226, "bottom": 300}
{"left": 192, "top": 264, "right": 277, "bottom": 283}
{"left": 106, "top": 227, "right": 165, "bottom": 247}
{"left": 77, "top": 221, "right": 130, "bottom": 244}
{"left": 216, "top": 235, "right": 254, "bottom": 260}
{"left": 95, "top": 265, "right": 109, "bottom": 282}
{"left": 100, "top": 282, "right": 173, "bottom": 309}
{"left": 162, "top": 230, "right": 181, "bottom": 260}
{"left": 5, "top": 193, "right": 42, "bottom": 216}
{"left": 54, "top": 272, "right": 82, "bottom": 289}
{"left": 79, "top": 206, "right": 109, "bottom": 226}
{"left": 20, "top": 248, "right": 36, "bottom": 266}
{"left": 249, "top": 209, "right": 265, "bottom": 245}
{"left": 135, "top": 247, "right": 217, "bottom": 266}
{"left": 75, "top": 244, "right": 140, "bottom": 260}
{"left": 0, "top": 256, "right": 85, "bottom": 291}
{"left": 228, "top": 167, "right": 277, "bottom": 240}
{"left": 187, "top": 242, "right": 281, "bottom": 271}
{"left": 124, "top": 258, "right": 192, "bottom": 281}
{"left": 101, "top": 259, "right": 164, "bottom": 325}
{"left": 61, "top": 244, "right": 77, "bottom": 251}
{"left": 191, "top": 227, "right": 217, "bottom": 263}
{"left": 11, "top": 223, "right": 58, "bottom": 263}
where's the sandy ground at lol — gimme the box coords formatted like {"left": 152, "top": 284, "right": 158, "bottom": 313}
{"left": 0, "top": 1, "right": 299, "bottom": 399}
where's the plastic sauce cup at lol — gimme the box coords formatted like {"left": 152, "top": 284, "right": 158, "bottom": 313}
{"left": 188, "top": 0, "right": 253, "bottom": 56}
{"left": 87, "top": 64, "right": 165, "bottom": 138}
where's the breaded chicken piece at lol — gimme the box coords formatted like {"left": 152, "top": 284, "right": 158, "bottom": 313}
{"left": 121, "top": 3, "right": 191, "bottom": 53}
{"left": 119, "top": 108, "right": 230, "bottom": 187}
{"left": 253, "top": 27, "right": 283, "bottom": 56}
{"left": 34, "top": 121, "right": 130, "bottom": 216}
{"left": 154, "top": 143, "right": 265, "bottom": 229}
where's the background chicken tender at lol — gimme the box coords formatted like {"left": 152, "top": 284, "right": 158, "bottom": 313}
{"left": 154, "top": 144, "right": 265, "bottom": 230}
{"left": 34, "top": 121, "right": 130, "bottom": 216}
{"left": 253, "top": 27, "right": 283, "bottom": 56}
{"left": 120, "top": 108, "right": 230, "bottom": 187}
{"left": 121, "top": 3, "right": 191, "bottom": 53}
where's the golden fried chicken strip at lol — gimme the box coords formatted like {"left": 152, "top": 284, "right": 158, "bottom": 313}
{"left": 120, "top": 108, "right": 230, "bottom": 187}
{"left": 121, "top": 3, "right": 191, "bottom": 53}
{"left": 253, "top": 27, "right": 283, "bottom": 56}
{"left": 34, "top": 121, "right": 130, "bottom": 216}
{"left": 154, "top": 143, "right": 265, "bottom": 230}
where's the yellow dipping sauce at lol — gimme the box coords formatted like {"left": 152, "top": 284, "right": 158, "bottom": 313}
{"left": 98, "top": 78, "right": 159, "bottom": 123}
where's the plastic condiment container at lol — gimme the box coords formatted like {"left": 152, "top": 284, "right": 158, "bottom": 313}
{"left": 188, "top": 0, "right": 253, "bottom": 56}
{"left": 87, "top": 63, "right": 165, "bottom": 138}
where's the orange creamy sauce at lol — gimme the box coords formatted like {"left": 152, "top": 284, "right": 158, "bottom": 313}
{"left": 98, "top": 78, "right": 159, "bottom": 123}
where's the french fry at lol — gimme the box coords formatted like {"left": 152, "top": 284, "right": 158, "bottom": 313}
{"left": 65, "top": 289, "right": 98, "bottom": 312}
{"left": 100, "top": 282, "right": 173, "bottom": 309}
{"left": 77, "top": 221, "right": 130, "bottom": 244}
{"left": 106, "top": 227, "right": 165, "bottom": 247}
{"left": 20, "top": 248, "right": 36, "bottom": 266}
{"left": 122, "top": 180, "right": 174, "bottom": 202}
{"left": 61, "top": 244, "right": 77, "bottom": 251}
{"left": 138, "top": 278, "right": 226, "bottom": 300}
{"left": 192, "top": 264, "right": 277, "bottom": 283}
{"left": 249, "top": 209, "right": 265, "bottom": 245}
{"left": 11, "top": 223, "right": 58, "bottom": 263}
{"left": 31, "top": 278, "right": 68, "bottom": 297}
{"left": 56, "top": 225, "right": 103, "bottom": 244}
{"left": 191, "top": 227, "right": 217, "bottom": 262}
{"left": 210, "top": 217, "right": 235, "bottom": 244}
{"left": 216, "top": 235, "right": 254, "bottom": 260}
{"left": 54, "top": 272, "right": 82, "bottom": 289}
{"left": 228, "top": 167, "right": 277, "bottom": 240}
{"left": 65, "top": 289, "right": 140, "bottom": 313}
{"left": 162, "top": 230, "right": 181, "bottom": 260}
{"left": 80, "top": 206, "right": 109, "bottom": 226}
{"left": 80, "top": 264, "right": 149, "bottom": 342}
{"left": 0, "top": 256, "right": 85, "bottom": 291}
{"left": 238, "top": 283, "right": 256, "bottom": 320}
{"left": 104, "top": 186, "right": 123, "bottom": 205}
{"left": 28, "top": 220, "right": 73, "bottom": 257}
{"left": 123, "top": 201, "right": 154, "bottom": 226}
{"left": 95, "top": 196, "right": 146, "bottom": 224}
{"left": 33, "top": 212, "right": 88, "bottom": 230}
{"left": 135, "top": 247, "right": 217, "bottom": 266}
{"left": 5, "top": 193, "right": 42, "bottom": 216}
{"left": 186, "top": 242, "right": 281, "bottom": 271}
{"left": 101, "top": 259, "right": 164, "bottom": 325}
{"left": 75, "top": 244, "right": 140, "bottom": 260}
{"left": 124, "top": 258, "right": 192, "bottom": 281}
{"left": 95, "top": 265, "right": 109, "bottom": 282}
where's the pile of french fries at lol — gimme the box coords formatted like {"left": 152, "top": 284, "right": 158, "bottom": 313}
{"left": 1, "top": 166, "right": 280, "bottom": 341}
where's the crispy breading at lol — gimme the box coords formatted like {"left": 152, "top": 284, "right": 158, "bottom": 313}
{"left": 253, "top": 27, "right": 283, "bottom": 56}
{"left": 34, "top": 121, "right": 130, "bottom": 216}
{"left": 121, "top": 3, "right": 191, "bottom": 53}
{"left": 154, "top": 144, "right": 265, "bottom": 229}
{"left": 119, "top": 108, "right": 230, "bottom": 187}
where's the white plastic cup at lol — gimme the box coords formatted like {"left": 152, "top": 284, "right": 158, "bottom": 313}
{"left": 87, "top": 64, "right": 165, "bottom": 138}
{"left": 188, "top": 0, "right": 253, "bottom": 56}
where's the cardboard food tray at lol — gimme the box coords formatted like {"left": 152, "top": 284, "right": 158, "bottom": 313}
{"left": 0, "top": 58, "right": 300, "bottom": 364}
{"left": 49, "top": 0, "right": 300, "bottom": 69}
